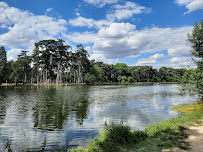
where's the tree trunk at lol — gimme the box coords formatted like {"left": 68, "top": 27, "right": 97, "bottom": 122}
{"left": 37, "top": 67, "right": 39, "bottom": 85}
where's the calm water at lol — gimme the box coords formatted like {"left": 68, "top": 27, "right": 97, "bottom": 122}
{"left": 0, "top": 84, "right": 196, "bottom": 151}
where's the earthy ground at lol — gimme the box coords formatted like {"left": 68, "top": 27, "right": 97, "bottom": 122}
{"left": 162, "top": 124, "right": 203, "bottom": 152}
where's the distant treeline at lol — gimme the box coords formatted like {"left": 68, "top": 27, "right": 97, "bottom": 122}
{"left": 0, "top": 39, "right": 190, "bottom": 85}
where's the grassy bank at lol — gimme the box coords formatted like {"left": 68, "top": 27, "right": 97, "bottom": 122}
{"left": 69, "top": 103, "right": 203, "bottom": 152}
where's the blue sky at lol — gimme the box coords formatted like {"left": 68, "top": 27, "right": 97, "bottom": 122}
{"left": 0, "top": 0, "right": 203, "bottom": 69}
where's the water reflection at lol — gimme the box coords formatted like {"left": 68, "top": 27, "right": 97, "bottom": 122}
{"left": 0, "top": 84, "right": 196, "bottom": 151}
{"left": 31, "top": 86, "right": 91, "bottom": 130}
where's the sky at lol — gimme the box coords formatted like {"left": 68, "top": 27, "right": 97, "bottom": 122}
{"left": 0, "top": 0, "right": 203, "bottom": 69}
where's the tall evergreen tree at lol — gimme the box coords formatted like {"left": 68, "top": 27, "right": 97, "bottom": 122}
{"left": 17, "top": 50, "right": 32, "bottom": 84}
{"left": 75, "top": 44, "right": 90, "bottom": 83}
{"left": 0, "top": 46, "right": 7, "bottom": 84}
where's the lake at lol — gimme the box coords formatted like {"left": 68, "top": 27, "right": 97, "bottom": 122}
{"left": 0, "top": 84, "right": 196, "bottom": 151}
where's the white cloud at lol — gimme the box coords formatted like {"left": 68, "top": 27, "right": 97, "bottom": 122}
{"left": 7, "top": 47, "right": 33, "bottom": 61}
{"left": 175, "top": 0, "right": 203, "bottom": 13}
{"left": 65, "top": 21, "right": 193, "bottom": 67}
{"left": 69, "top": 2, "right": 149, "bottom": 29}
{"left": 170, "top": 56, "right": 189, "bottom": 63}
{"left": 75, "top": 12, "right": 80, "bottom": 16}
{"left": 135, "top": 53, "right": 164, "bottom": 66}
{"left": 150, "top": 53, "right": 164, "bottom": 60}
{"left": 7, "top": 48, "right": 22, "bottom": 61}
{"left": 91, "top": 22, "right": 193, "bottom": 59}
{"left": 136, "top": 55, "right": 195, "bottom": 69}
{"left": 0, "top": 2, "right": 67, "bottom": 48}
{"left": 137, "top": 58, "right": 156, "bottom": 65}
{"left": 168, "top": 46, "right": 191, "bottom": 57}
{"left": 84, "top": 0, "right": 119, "bottom": 8}
{"left": 106, "top": 2, "right": 149, "bottom": 21}
{"left": 65, "top": 32, "right": 97, "bottom": 44}
{"left": 46, "top": 8, "right": 53, "bottom": 13}
{"left": 90, "top": 54, "right": 118, "bottom": 64}
{"left": 167, "top": 56, "right": 195, "bottom": 68}
{"left": 176, "top": 0, "right": 192, "bottom": 5}
{"left": 98, "top": 22, "right": 136, "bottom": 38}
{"left": 68, "top": 16, "right": 111, "bottom": 29}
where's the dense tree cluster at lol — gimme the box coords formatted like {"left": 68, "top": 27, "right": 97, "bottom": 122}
{"left": 0, "top": 39, "right": 188, "bottom": 85}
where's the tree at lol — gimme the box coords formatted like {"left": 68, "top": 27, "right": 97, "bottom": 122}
{"left": 0, "top": 47, "right": 7, "bottom": 84}
{"left": 184, "top": 21, "right": 203, "bottom": 98}
{"left": 17, "top": 50, "right": 31, "bottom": 84}
{"left": 188, "top": 20, "right": 203, "bottom": 70}
{"left": 4, "top": 60, "right": 15, "bottom": 84}
{"left": 115, "top": 63, "right": 128, "bottom": 76}
{"left": 10, "top": 60, "right": 21, "bottom": 85}
{"left": 75, "top": 44, "right": 90, "bottom": 83}
{"left": 34, "top": 39, "right": 71, "bottom": 84}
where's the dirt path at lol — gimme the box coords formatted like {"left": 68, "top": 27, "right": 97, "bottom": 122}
{"left": 183, "top": 125, "right": 203, "bottom": 152}
{"left": 163, "top": 124, "right": 203, "bottom": 152}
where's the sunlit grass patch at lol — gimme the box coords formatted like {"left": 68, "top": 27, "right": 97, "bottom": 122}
{"left": 171, "top": 101, "right": 203, "bottom": 115}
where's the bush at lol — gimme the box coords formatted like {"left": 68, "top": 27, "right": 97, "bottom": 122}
{"left": 104, "top": 122, "right": 147, "bottom": 145}
{"left": 104, "top": 122, "right": 132, "bottom": 144}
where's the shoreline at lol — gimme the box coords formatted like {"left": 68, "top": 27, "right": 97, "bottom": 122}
{"left": 69, "top": 102, "right": 203, "bottom": 152}
{"left": 0, "top": 81, "right": 179, "bottom": 88}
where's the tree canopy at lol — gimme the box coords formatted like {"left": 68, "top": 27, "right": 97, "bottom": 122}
{"left": 181, "top": 21, "right": 203, "bottom": 98}
{"left": 0, "top": 39, "right": 193, "bottom": 86}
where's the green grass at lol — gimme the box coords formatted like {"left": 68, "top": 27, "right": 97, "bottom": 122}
{"left": 135, "top": 110, "right": 203, "bottom": 152}
{"left": 69, "top": 103, "right": 203, "bottom": 152}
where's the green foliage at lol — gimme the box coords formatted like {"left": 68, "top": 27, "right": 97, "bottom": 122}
{"left": 187, "top": 20, "right": 203, "bottom": 61}
{"left": 127, "top": 76, "right": 134, "bottom": 83}
{"left": 10, "top": 61, "right": 21, "bottom": 85}
{"left": 121, "top": 76, "right": 127, "bottom": 83}
{"left": 182, "top": 69, "right": 203, "bottom": 96}
{"left": 159, "top": 67, "right": 174, "bottom": 82}
{"left": 181, "top": 21, "right": 203, "bottom": 98}
{"left": 117, "top": 75, "right": 122, "bottom": 83}
{"left": 115, "top": 63, "right": 128, "bottom": 76}
{"left": 17, "top": 50, "right": 32, "bottom": 84}
{"left": 85, "top": 73, "right": 97, "bottom": 83}
{"left": 0, "top": 46, "right": 7, "bottom": 71}
{"left": 0, "top": 46, "right": 7, "bottom": 84}
{"left": 104, "top": 122, "right": 133, "bottom": 144}
{"left": 93, "top": 64, "right": 104, "bottom": 82}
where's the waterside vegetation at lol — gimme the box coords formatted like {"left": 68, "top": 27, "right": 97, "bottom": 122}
{"left": 69, "top": 104, "right": 203, "bottom": 152}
